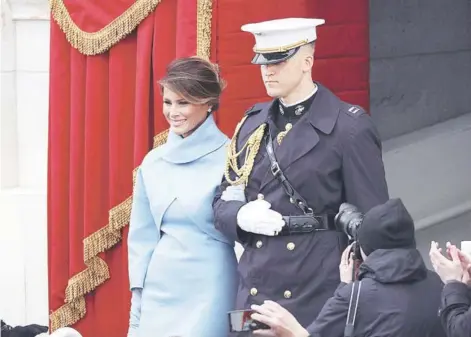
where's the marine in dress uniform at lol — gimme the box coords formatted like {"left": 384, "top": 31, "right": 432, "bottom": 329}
{"left": 212, "top": 18, "right": 389, "bottom": 333}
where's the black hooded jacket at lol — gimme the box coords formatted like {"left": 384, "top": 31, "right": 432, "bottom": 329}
{"left": 439, "top": 280, "right": 471, "bottom": 337}
{"left": 307, "top": 248, "right": 446, "bottom": 337}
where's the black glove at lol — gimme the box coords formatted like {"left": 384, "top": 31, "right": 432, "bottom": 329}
{"left": 1, "top": 320, "right": 48, "bottom": 337}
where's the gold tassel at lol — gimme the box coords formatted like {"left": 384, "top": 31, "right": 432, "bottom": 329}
{"left": 276, "top": 123, "right": 292, "bottom": 145}
{"left": 224, "top": 117, "right": 267, "bottom": 187}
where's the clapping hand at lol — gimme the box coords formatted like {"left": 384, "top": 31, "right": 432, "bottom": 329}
{"left": 429, "top": 241, "right": 471, "bottom": 284}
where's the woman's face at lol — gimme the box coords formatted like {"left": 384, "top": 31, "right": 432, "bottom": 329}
{"left": 162, "top": 87, "right": 210, "bottom": 137}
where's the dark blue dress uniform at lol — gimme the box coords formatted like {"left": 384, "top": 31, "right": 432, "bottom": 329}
{"left": 213, "top": 82, "right": 389, "bottom": 331}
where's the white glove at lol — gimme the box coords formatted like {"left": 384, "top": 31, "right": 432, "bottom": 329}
{"left": 237, "top": 199, "right": 285, "bottom": 236}
{"left": 127, "top": 288, "right": 142, "bottom": 337}
{"left": 221, "top": 185, "right": 247, "bottom": 202}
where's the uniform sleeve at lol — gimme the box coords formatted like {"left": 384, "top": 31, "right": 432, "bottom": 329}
{"left": 306, "top": 282, "right": 351, "bottom": 337}
{"left": 440, "top": 282, "right": 471, "bottom": 337}
{"left": 212, "top": 176, "right": 248, "bottom": 243}
{"left": 342, "top": 114, "right": 389, "bottom": 212}
{"left": 127, "top": 168, "right": 159, "bottom": 289}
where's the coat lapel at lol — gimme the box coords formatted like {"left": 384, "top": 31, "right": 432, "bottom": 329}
{"left": 236, "top": 102, "right": 272, "bottom": 146}
{"left": 162, "top": 114, "right": 228, "bottom": 164}
{"left": 259, "top": 83, "right": 341, "bottom": 190}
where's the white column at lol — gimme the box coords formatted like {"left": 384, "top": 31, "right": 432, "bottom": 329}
{"left": 0, "top": 0, "right": 50, "bottom": 326}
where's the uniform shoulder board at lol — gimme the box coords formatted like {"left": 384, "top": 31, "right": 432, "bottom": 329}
{"left": 244, "top": 102, "right": 270, "bottom": 116}
{"left": 344, "top": 104, "right": 366, "bottom": 117}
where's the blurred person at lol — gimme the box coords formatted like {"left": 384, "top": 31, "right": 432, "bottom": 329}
{"left": 430, "top": 241, "right": 471, "bottom": 337}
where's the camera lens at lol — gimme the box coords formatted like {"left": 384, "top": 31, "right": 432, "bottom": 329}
{"left": 334, "top": 203, "right": 363, "bottom": 238}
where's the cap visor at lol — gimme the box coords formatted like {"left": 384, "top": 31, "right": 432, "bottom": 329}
{"left": 251, "top": 47, "right": 299, "bottom": 65}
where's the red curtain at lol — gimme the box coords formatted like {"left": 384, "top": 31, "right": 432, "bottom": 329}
{"left": 48, "top": 0, "right": 368, "bottom": 336}
{"left": 48, "top": 1, "right": 197, "bottom": 336}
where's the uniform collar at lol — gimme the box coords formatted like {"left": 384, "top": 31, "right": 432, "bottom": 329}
{"left": 161, "top": 114, "right": 227, "bottom": 164}
{"left": 254, "top": 82, "right": 340, "bottom": 134}
{"left": 279, "top": 85, "right": 318, "bottom": 107}
{"left": 278, "top": 86, "right": 317, "bottom": 120}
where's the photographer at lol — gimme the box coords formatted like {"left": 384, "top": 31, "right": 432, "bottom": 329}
{"left": 430, "top": 241, "right": 471, "bottom": 337}
{"left": 250, "top": 199, "right": 446, "bottom": 337}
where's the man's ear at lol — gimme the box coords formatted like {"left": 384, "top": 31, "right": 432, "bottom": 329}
{"left": 300, "top": 43, "right": 315, "bottom": 73}
{"left": 303, "top": 54, "right": 314, "bottom": 73}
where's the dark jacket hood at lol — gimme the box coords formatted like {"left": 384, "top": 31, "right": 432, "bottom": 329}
{"left": 358, "top": 248, "right": 427, "bottom": 284}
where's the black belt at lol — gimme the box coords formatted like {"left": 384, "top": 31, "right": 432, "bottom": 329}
{"left": 279, "top": 214, "right": 336, "bottom": 236}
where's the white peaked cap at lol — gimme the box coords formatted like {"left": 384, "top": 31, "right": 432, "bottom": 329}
{"left": 241, "top": 18, "right": 325, "bottom": 54}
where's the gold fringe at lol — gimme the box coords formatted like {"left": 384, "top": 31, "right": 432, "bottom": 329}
{"left": 49, "top": 0, "right": 162, "bottom": 55}
{"left": 196, "top": 0, "right": 213, "bottom": 60}
{"left": 153, "top": 129, "right": 169, "bottom": 149}
{"left": 50, "top": 297, "right": 86, "bottom": 332}
{"left": 50, "top": 0, "right": 214, "bottom": 328}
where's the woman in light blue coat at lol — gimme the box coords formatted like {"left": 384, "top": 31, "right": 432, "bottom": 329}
{"left": 127, "top": 57, "right": 238, "bottom": 337}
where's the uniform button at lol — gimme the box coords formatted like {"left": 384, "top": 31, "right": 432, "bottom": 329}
{"left": 284, "top": 290, "right": 292, "bottom": 299}
{"left": 289, "top": 197, "right": 295, "bottom": 204}
{"left": 256, "top": 240, "right": 263, "bottom": 248}
{"left": 287, "top": 242, "right": 295, "bottom": 250}
{"left": 250, "top": 288, "right": 258, "bottom": 296}
{"left": 257, "top": 193, "right": 264, "bottom": 200}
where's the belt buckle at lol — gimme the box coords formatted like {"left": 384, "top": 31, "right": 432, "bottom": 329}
{"left": 271, "top": 163, "right": 281, "bottom": 176}
{"left": 312, "top": 215, "right": 326, "bottom": 231}
{"left": 304, "top": 207, "right": 314, "bottom": 216}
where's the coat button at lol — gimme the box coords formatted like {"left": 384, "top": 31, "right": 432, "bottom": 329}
{"left": 250, "top": 288, "right": 258, "bottom": 296}
{"left": 284, "top": 290, "right": 292, "bottom": 299}
{"left": 287, "top": 242, "right": 295, "bottom": 250}
{"left": 256, "top": 240, "right": 263, "bottom": 248}
{"left": 257, "top": 193, "right": 264, "bottom": 200}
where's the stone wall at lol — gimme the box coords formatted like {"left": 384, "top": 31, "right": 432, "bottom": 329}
{"left": 370, "top": 0, "right": 471, "bottom": 140}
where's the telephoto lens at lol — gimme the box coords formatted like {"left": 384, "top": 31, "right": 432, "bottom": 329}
{"left": 334, "top": 203, "right": 364, "bottom": 239}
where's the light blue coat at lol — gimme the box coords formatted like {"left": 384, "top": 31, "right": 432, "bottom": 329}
{"left": 128, "top": 115, "right": 238, "bottom": 337}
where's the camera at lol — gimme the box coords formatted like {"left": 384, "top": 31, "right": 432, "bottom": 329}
{"left": 334, "top": 203, "right": 367, "bottom": 337}
{"left": 334, "top": 203, "right": 364, "bottom": 261}
{"left": 334, "top": 203, "right": 364, "bottom": 239}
